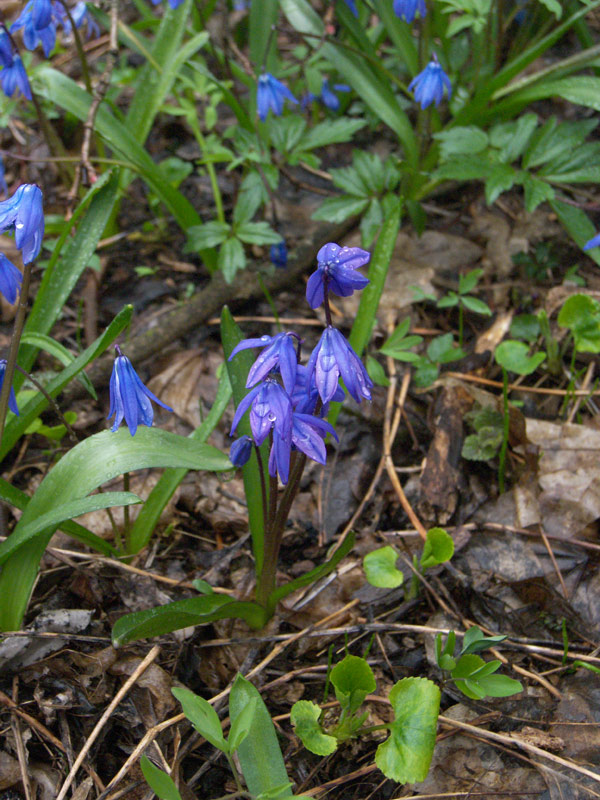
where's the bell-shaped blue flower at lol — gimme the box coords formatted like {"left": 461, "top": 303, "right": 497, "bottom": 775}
{"left": 306, "top": 326, "right": 373, "bottom": 405}
{"left": 0, "top": 359, "right": 19, "bottom": 416}
{"left": 291, "top": 412, "right": 337, "bottom": 464}
{"left": 393, "top": 0, "right": 426, "bottom": 23}
{"left": 257, "top": 73, "right": 298, "bottom": 122}
{"left": 68, "top": 2, "right": 101, "bottom": 39}
{"left": 409, "top": 54, "right": 451, "bottom": 109}
{"left": 291, "top": 364, "right": 344, "bottom": 415}
{"left": 270, "top": 241, "right": 287, "bottom": 268}
{"left": 584, "top": 232, "right": 600, "bottom": 251}
{"left": 12, "top": 0, "right": 57, "bottom": 56}
{"left": 320, "top": 80, "right": 351, "bottom": 112}
{"left": 229, "top": 331, "right": 300, "bottom": 394}
{"left": 0, "top": 254, "right": 22, "bottom": 304}
{"left": 230, "top": 377, "right": 293, "bottom": 450}
{"left": 0, "top": 184, "right": 44, "bottom": 263}
{"left": 0, "top": 55, "right": 32, "bottom": 101}
{"left": 344, "top": 0, "right": 358, "bottom": 16}
{"left": 0, "top": 31, "right": 14, "bottom": 68}
{"left": 107, "top": 346, "right": 173, "bottom": 436}
{"left": 306, "top": 242, "right": 370, "bottom": 309}
{"left": 230, "top": 435, "right": 253, "bottom": 467}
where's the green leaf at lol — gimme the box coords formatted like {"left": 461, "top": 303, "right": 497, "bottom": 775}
{"left": 329, "top": 163, "right": 370, "bottom": 197}
{"left": 451, "top": 653, "right": 487, "bottom": 679}
{"left": 557, "top": 293, "right": 600, "bottom": 353}
{"left": 299, "top": 118, "right": 367, "bottom": 151}
{"left": 458, "top": 268, "right": 483, "bottom": 295}
{"left": 0, "top": 492, "right": 141, "bottom": 565}
{"left": 219, "top": 237, "right": 246, "bottom": 283}
{"left": 229, "top": 697, "right": 258, "bottom": 753}
{"left": 495, "top": 340, "right": 546, "bottom": 375}
{"left": 375, "top": 678, "right": 440, "bottom": 784}
{"left": 0, "top": 428, "right": 231, "bottom": 632}
{"left": 461, "top": 626, "right": 507, "bottom": 655}
{"left": 461, "top": 295, "right": 492, "bottom": 315}
{"left": 363, "top": 546, "right": 404, "bottom": 589}
{"left": 312, "top": 196, "right": 370, "bottom": 224}
{"left": 438, "top": 654, "right": 457, "bottom": 671}
{"left": 550, "top": 198, "right": 600, "bottom": 267}
{"left": 511, "top": 76, "right": 600, "bottom": 113}
{"left": 186, "top": 221, "right": 230, "bottom": 250}
{"left": 490, "top": 114, "right": 538, "bottom": 163}
{"left": 2, "top": 305, "right": 134, "bottom": 462}
{"left": 420, "top": 528, "right": 454, "bottom": 570}
{"left": 360, "top": 198, "right": 383, "bottom": 248}
{"left": 330, "top": 654, "right": 376, "bottom": 715}
{"left": 485, "top": 164, "right": 518, "bottom": 205}
{"left": 511, "top": 314, "right": 541, "bottom": 343}
{"left": 366, "top": 355, "right": 390, "bottom": 387}
{"left": 537, "top": 0, "right": 561, "bottom": 17}
{"left": 524, "top": 118, "right": 597, "bottom": 169}
{"left": 521, "top": 174, "right": 554, "bottom": 213}
{"left": 20, "top": 333, "right": 96, "bottom": 399}
{"left": 474, "top": 674, "right": 523, "bottom": 697}
{"left": 140, "top": 756, "right": 182, "bottom": 800}
{"left": 35, "top": 66, "right": 201, "bottom": 230}
{"left": 280, "top": 0, "right": 324, "bottom": 37}
{"left": 291, "top": 701, "right": 338, "bottom": 756}
{"left": 229, "top": 675, "right": 291, "bottom": 800}
{"left": 171, "top": 687, "right": 228, "bottom": 752}
{"left": 236, "top": 221, "right": 282, "bottom": 245}
{"left": 112, "top": 595, "right": 266, "bottom": 646}
{"left": 434, "top": 127, "right": 488, "bottom": 159}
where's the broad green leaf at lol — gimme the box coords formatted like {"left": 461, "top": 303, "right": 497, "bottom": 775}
{"left": 438, "top": 654, "right": 457, "bottom": 671}
{"left": 420, "top": 528, "right": 454, "bottom": 570}
{"left": 230, "top": 675, "right": 290, "bottom": 800}
{"left": 186, "top": 222, "right": 231, "bottom": 250}
{"left": 461, "top": 296, "right": 492, "bottom": 315}
{"left": 557, "top": 294, "right": 600, "bottom": 353}
{"left": 2, "top": 305, "right": 134, "bottom": 462}
{"left": 299, "top": 119, "right": 367, "bottom": 151}
{"left": 127, "top": 367, "right": 232, "bottom": 554}
{"left": 0, "top": 428, "right": 231, "bottom": 631}
{"left": 509, "top": 76, "right": 600, "bottom": 113}
{"left": 236, "top": 222, "right": 282, "bottom": 245}
{"left": 485, "top": 164, "right": 518, "bottom": 206}
{"left": 434, "top": 127, "right": 488, "bottom": 159}
{"left": 433, "top": 156, "right": 493, "bottom": 182}
{"left": 0, "top": 476, "right": 118, "bottom": 558}
{"left": 461, "top": 626, "right": 507, "bottom": 655}
{"left": 35, "top": 66, "right": 201, "bottom": 230}
{"left": 250, "top": 0, "right": 280, "bottom": 69}
{"left": 172, "top": 687, "right": 228, "bottom": 752}
{"left": 474, "top": 674, "right": 523, "bottom": 697}
{"left": 312, "top": 196, "right": 370, "bottom": 224}
{"left": 511, "top": 314, "right": 541, "bottom": 343}
{"left": 219, "top": 237, "right": 246, "bottom": 283}
{"left": 140, "top": 756, "right": 182, "bottom": 800}
{"left": 112, "top": 595, "right": 266, "bottom": 646}
{"left": 451, "top": 653, "right": 488, "bottom": 679}
{"left": 366, "top": 355, "right": 390, "bottom": 388}
{"left": 521, "top": 174, "right": 554, "bottom": 213}
{"left": 0, "top": 492, "right": 140, "bottom": 565}
{"left": 229, "top": 697, "right": 258, "bottom": 753}
{"left": 330, "top": 654, "right": 376, "bottom": 715}
{"left": 490, "top": 114, "right": 538, "bottom": 163}
{"left": 363, "top": 546, "right": 404, "bottom": 589}
{"left": 375, "top": 678, "right": 440, "bottom": 784}
{"left": 280, "top": 0, "right": 324, "bottom": 36}
{"left": 360, "top": 198, "right": 384, "bottom": 248}
{"left": 291, "top": 701, "right": 337, "bottom": 756}
{"left": 495, "top": 340, "right": 546, "bottom": 375}
{"left": 524, "top": 118, "right": 597, "bottom": 169}
{"left": 458, "top": 269, "right": 483, "bottom": 295}
{"left": 329, "top": 163, "right": 370, "bottom": 197}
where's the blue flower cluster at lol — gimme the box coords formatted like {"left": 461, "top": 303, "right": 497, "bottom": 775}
{"left": 303, "top": 79, "right": 351, "bottom": 112}
{"left": 228, "top": 242, "right": 373, "bottom": 484}
{"left": 11, "top": 0, "right": 99, "bottom": 58}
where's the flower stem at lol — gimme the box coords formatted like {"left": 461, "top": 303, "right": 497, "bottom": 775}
{"left": 498, "top": 367, "right": 509, "bottom": 493}
{"left": 0, "top": 260, "right": 32, "bottom": 446}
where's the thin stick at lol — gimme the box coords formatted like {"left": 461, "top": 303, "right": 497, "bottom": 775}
{"left": 55, "top": 645, "right": 161, "bottom": 800}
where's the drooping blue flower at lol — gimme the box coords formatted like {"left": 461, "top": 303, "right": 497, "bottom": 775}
{"left": 0, "top": 54, "right": 32, "bottom": 101}
{"left": 0, "top": 184, "right": 44, "bottom": 263}
{"left": 291, "top": 412, "right": 337, "bottom": 463}
{"left": 270, "top": 241, "right": 287, "bottom": 268}
{"left": 107, "top": 346, "right": 173, "bottom": 436}
{"left": 0, "top": 254, "right": 22, "bottom": 303}
{"left": 230, "top": 435, "right": 253, "bottom": 467}
{"left": 0, "top": 31, "right": 14, "bottom": 68}
{"left": 319, "top": 80, "right": 350, "bottom": 111}
{"left": 306, "top": 326, "right": 373, "bottom": 405}
{"left": 12, "top": 0, "right": 57, "bottom": 56}
{"left": 306, "top": 242, "right": 370, "bottom": 309}
{"left": 230, "top": 377, "right": 293, "bottom": 450}
{"left": 257, "top": 73, "right": 298, "bottom": 122}
{"left": 229, "top": 331, "right": 300, "bottom": 394}
{"left": 344, "top": 0, "right": 358, "bottom": 16}
{"left": 0, "top": 359, "right": 19, "bottom": 416}
{"left": 584, "top": 233, "right": 600, "bottom": 251}
{"left": 67, "top": 2, "right": 101, "bottom": 39}
{"left": 409, "top": 54, "right": 452, "bottom": 109}
{"left": 291, "top": 364, "right": 344, "bottom": 415}
{"left": 393, "top": 0, "right": 426, "bottom": 23}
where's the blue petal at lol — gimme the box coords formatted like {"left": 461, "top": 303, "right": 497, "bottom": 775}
{"left": 584, "top": 233, "right": 600, "bottom": 251}
{"left": 0, "top": 254, "right": 22, "bottom": 304}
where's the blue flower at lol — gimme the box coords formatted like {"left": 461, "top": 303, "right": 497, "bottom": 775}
{"left": 291, "top": 364, "right": 344, "bottom": 415}
{"left": 12, "top": 0, "right": 57, "bottom": 56}
{"left": 393, "top": 0, "right": 426, "bottom": 23}
{"left": 67, "top": 2, "right": 100, "bottom": 39}
{"left": 291, "top": 412, "right": 337, "bottom": 463}
{"left": 0, "top": 184, "right": 44, "bottom": 263}
{"left": 320, "top": 80, "right": 350, "bottom": 112}
{"left": 230, "top": 435, "right": 253, "bottom": 467}
{"left": 0, "top": 31, "right": 14, "bottom": 68}
{"left": 0, "top": 359, "right": 19, "bottom": 416}
{"left": 344, "top": 0, "right": 358, "bottom": 16}
{"left": 270, "top": 241, "right": 287, "bottom": 268}
{"left": 107, "top": 347, "right": 173, "bottom": 436}
{"left": 0, "top": 254, "right": 22, "bottom": 303}
{"left": 257, "top": 73, "right": 298, "bottom": 122}
{"left": 409, "top": 54, "right": 451, "bottom": 109}
{"left": 306, "top": 326, "right": 373, "bottom": 405}
{"left": 229, "top": 331, "right": 300, "bottom": 394}
{"left": 306, "top": 242, "right": 370, "bottom": 309}
{"left": 584, "top": 233, "right": 600, "bottom": 251}
{"left": 0, "top": 55, "right": 32, "bottom": 101}
{"left": 230, "top": 377, "right": 293, "bottom": 450}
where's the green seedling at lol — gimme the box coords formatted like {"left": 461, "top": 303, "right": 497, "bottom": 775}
{"left": 462, "top": 405, "right": 504, "bottom": 461}
{"left": 413, "top": 334, "right": 467, "bottom": 388}
{"left": 436, "top": 268, "right": 492, "bottom": 346}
